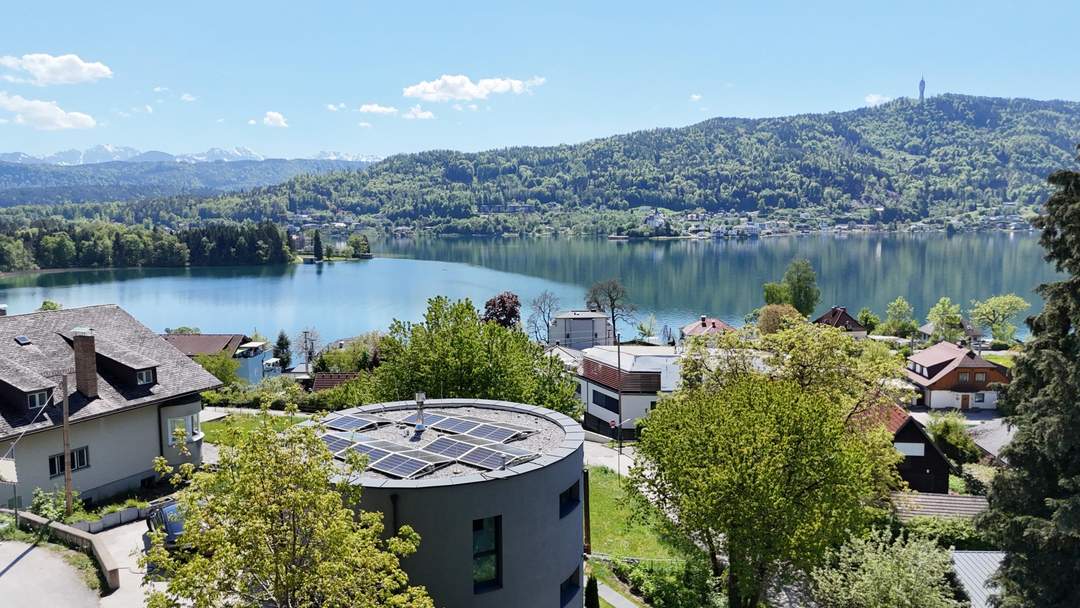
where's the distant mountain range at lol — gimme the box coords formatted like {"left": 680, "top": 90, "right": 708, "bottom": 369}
{"left": 0, "top": 145, "right": 381, "bottom": 166}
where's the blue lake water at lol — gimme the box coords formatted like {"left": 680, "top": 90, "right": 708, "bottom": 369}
{"left": 0, "top": 233, "right": 1059, "bottom": 342}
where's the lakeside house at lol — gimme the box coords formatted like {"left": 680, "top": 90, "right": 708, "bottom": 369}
{"left": 812, "top": 306, "right": 867, "bottom": 338}
{"left": 574, "top": 345, "right": 681, "bottom": 438}
{"left": 904, "top": 342, "right": 1009, "bottom": 409}
{"left": 918, "top": 318, "right": 985, "bottom": 344}
{"left": 680, "top": 315, "right": 734, "bottom": 341}
{"left": 0, "top": 305, "right": 220, "bottom": 505}
{"left": 966, "top": 418, "right": 1016, "bottom": 466}
{"left": 161, "top": 333, "right": 281, "bottom": 384}
{"left": 547, "top": 310, "right": 615, "bottom": 351}
{"left": 311, "top": 372, "right": 358, "bottom": 392}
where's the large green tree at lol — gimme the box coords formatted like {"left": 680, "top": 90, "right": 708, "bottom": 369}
{"left": 143, "top": 408, "right": 432, "bottom": 608}
{"left": 969, "top": 294, "right": 1030, "bottom": 343}
{"left": 880, "top": 296, "right": 918, "bottom": 337}
{"left": 782, "top": 258, "right": 821, "bottom": 316}
{"left": 194, "top": 351, "right": 242, "bottom": 386}
{"left": 926, "top": 297, "right": 964, "bottom": 342}
{"left": 635, "top": 324, "right": 901, "bottom": 607}
{"left": 980, "top": 161, "right": 1080, "bottom": 607}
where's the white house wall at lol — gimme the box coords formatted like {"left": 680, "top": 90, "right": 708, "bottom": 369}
{"left": 928, "top": 390, "right": 999, "bottom": 410}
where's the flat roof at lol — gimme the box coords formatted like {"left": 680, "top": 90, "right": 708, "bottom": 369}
{"left": 313, "top": 399, "right": 583, "bottom": 489}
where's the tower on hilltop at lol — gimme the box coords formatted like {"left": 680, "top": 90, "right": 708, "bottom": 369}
{"left": 919, "top": 76, "right": 926, "bottom": 104}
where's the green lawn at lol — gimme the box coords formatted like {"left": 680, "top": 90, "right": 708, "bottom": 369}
{"left": 201, "top": 414, "right": 304, "bottom": 447}
{"left": 983, "top": 353, "right": 1015, "bottom": 368}
{"left": 588, "top": 466, "right": 679, "bottom": 560}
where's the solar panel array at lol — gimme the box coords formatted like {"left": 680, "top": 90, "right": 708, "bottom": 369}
{"left": 317, "top": 409, "right": 541, "bottom": 479}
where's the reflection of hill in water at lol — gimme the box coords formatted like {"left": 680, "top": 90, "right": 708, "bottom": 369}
{"left": 0, "top": 264, "right": 298, "bottom": 290}
{"left": 381, "top": 234, "right": 1057, "bottom": 326}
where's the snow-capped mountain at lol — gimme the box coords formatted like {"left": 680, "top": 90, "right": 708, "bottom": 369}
{"left": 0, "top": 146, "right": 380, "bottom": 165}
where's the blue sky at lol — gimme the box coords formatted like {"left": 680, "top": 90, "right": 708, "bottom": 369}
{"left": 2, "top": 0, "right": 1077, "bottom": 159}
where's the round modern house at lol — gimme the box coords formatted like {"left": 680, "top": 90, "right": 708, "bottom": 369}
{"left": 312, "top": 398, "right": 585, "bottom": 608}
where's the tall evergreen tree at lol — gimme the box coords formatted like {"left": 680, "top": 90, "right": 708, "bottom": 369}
{"left": 313, "top": 230, "right": 324, "bottom": 261}
{"left": 980, "top": 157, "right": 1080, "bottom": 607}
{"left": 273, "top": 330, "right": 292, "bottom": 369}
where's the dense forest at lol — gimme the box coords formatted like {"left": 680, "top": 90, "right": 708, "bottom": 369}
{"left": 0, "top": 220, "right": 290, "bottom": 272}
{"left": 122, "top": 94, "right": 1080, "bottom": 224}
{"left": 0, "top": 158, "right": 370, "bottom": 205}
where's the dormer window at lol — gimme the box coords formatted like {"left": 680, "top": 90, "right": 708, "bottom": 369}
{"left": 136, "top": 369, "right": 155, "bottom": 385}
{"left": 27, "top": 390, "right": 49, "bottom": 408}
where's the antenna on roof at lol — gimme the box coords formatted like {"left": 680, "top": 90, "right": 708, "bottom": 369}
{"left": 414, "top": 392, "right": 426, "bottom": 433}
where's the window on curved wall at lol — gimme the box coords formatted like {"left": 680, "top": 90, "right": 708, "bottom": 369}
{"left": 559, "top": 480, "right": 580, "bottom": 518}
{"left": 473, "top": 516, "right": 502, "bottom": 593}
{"left": 560, "top": 566, "right": 581, "bottom": 606}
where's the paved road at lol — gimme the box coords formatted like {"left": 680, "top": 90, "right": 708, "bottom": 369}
{"left": 0, "top": 540, "right": 98, "bottom": 608}
{"left": 97, "top": 519, "right": 157, "bottom": 608}
{"left": 597, "top": 579, "right": 641, "bottom": 608}
{"left": 584, "top": 441, "right": 636, "bottom": 476}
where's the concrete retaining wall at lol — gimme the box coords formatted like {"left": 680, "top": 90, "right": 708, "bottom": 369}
{"left": 1, "top": 507, "right": 121, "bottom": 590}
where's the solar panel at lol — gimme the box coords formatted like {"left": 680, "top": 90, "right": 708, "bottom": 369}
{"left": 431, "top": 417, "right": 481, "bottom": 434}
{"left": 325, "top": 415, "right": 374, "bottom": 431}
{"left": 369, "top": 453, "right": 430, "bottom": 479}
{"left": 348, "top": 443, "right": 391, "bottom": 463}
{"left": 489, "top": 443, "right": 534, "bottom": 458}
{"left": 398, "top": 412, "right": 447, "bottom": 426}
{"left": 456, "top": 414, "right": 536, "bottom": 434}
{"left": 400, "top": 450, "right": 453, "bottom": 465}
{"left": 13, "top": 336, "right": 30, "bottom": 346}
{"left": 466, "top": 424, "right": 519, "bottom": 443}
{"left": 320, "top": 434, "right": 354, "bottom": 454}
{"left": 452, "top": 434, "right": 498, "bottom": 447}
{"left": 363, "top": 440, "right": 412, "bottom": 453}
{"left": 424, "top": 436, "right": 476, "bottom": 459}
{"left": 459, "top": 446, "right": 511, "bottom": 470}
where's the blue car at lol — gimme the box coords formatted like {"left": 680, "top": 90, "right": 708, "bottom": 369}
{"left": 146, "top": 499, "right": 184, "bottom": 550}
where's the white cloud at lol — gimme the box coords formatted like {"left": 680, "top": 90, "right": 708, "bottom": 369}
{"left": 0, "top": 91, "right": 95, "bottom": 130}
{"left": 262, "top": 111, "right": 288, "bottom": 127}
{"left": 180, "top": 93, "right": 197, "bottom": 102}
{"left": 0, "top": 53, "right": 112, "bottom": 86}
{"left": 689, "top": 93, "right": 702, "bottom": 102}
{"left": 452, "top": 104, "right": 463, "bottom": 112}
{"left": 144, "top": 104, "right": 153, "bottom": 114}
{"left": 153, "top": 86, "right": 169, "bottom": 93}
{"left": 864, "top": 93, "right": 891, "bottom": 107}
{"left": 357, "top": 121, "right": 372, "bottom": 128}
{"left": 326, "top": 102, "right": 346, "bottom": 112}
{"left": 215, "top": 118, "right": 225, "bottom": 123}
{"left": 0, "top": 118, "right": 8, "bottom": 124}
{"left": 247, "top": 119, "right": 256, "bottom": 125}
{"left": 358, "top": 103, "right": 398, "bottom": 114}
{"left": 402, "top": 74, "right": 545, "bottom": 102}
{"left": 402, "top": 105, "right": 434, "bottom": 120}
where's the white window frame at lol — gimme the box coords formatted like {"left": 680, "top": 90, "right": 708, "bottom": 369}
{"left": 975, "top": 372, "right": 986, "bottom": 382}
{"left": 48, "top": 446, "right": 89, "bottom": 478}
{"left": 136, "top": 369, "right": 155, "bottom": 385}
{"left": 167, "top": 414, "right": 202, "bottom": 446}
{"left": 27, "top": 390, "right": 50, "bottom": 409}
{"left": 975, "top": 392, "right": 985, "bottom": 403}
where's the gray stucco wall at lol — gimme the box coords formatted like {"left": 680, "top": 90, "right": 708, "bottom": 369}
{"left": 360, "top": 443, "right": 584, "bottom": 608}
{"left": 1, "top": 398, "right": 202, "bottom": 505}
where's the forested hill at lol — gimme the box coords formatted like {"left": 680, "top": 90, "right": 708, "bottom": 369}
{"left": 219, "top": 94, "right": 1080, "bottom": 222}
{"left": 0, "top": 158, "right": 371, "bottom": 206}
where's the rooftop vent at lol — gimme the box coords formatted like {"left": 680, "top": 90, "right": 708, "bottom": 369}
{"left": 700, "top": 315, "right": 707, "bottom": 327}
{"left": 14, "top": 335, "right": 30, "bottom": 346}
{"left": 414, "top": 392, "right": 427, "bottom": 433}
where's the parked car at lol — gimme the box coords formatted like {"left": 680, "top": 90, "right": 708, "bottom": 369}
{"left": 146, "top": 498, "right": 184, "bottom": 550}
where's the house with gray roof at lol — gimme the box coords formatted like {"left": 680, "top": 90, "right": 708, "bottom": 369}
{"left": 952, "top": 551, "right": 1004, "bottom": 608}
{"left": 0, "top": 305, "right": 221, "bottom": 505}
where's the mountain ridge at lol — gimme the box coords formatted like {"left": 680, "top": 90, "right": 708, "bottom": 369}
{"left": 0, "top": 145, "right": 382, "bottom": 166}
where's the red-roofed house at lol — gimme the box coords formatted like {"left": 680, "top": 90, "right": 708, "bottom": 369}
{"left": 812, "top": 306, "right": 867, "bottom": 338}
{"left": 863, "top": 403, "right": 952, "bottom": 493}
{"left": 311, "top": 372, "right": 359, "bottom": 392}
{"left": 905, "top": 342, "right": 1009, "bottom": 410}
{"left": 680, "top": 315, "right": 734, "bottom": 340}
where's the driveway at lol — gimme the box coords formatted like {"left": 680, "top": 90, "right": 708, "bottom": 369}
{"left": 97, "top": 519, "right": 157, "bottom": 608}
{"left": 584, "top": 441, "right": 636, "bottom": 476}
{"left": 0, "top": 540, "right": 98, "bottom": 608}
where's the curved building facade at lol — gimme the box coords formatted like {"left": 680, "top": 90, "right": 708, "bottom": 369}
{"left": 313, "top": 398, "right": 585, "bottom": 608}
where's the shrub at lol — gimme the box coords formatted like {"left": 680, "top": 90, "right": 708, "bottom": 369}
{"left": 757, "top": 303, "right": 804, "bottom": 334}
{"left": 989, "top": 340, "right": 1012, "bottom": 351}
{"left": 584, "top": 575, "right": 600, "bottom": 608}
{"left": 611, "top": 558, "right": 721, "bottom": 608}
{"left": 903, "top": 516, "right": 993, "bottom": 550}
{"left": 927, "top": 412, "right": 981, "bottom": 464}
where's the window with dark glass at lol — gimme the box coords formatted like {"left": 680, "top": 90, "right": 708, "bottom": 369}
{"left": 48, "top": 446, "right": 89, "bottom": 478}
{"left": 592, "top": 390, "right": 619, "bottom": 414}
{"left": 975, "top": 372, "right": 986, "bottom": 382}
{"left": 560, "top": 566, "right": 581, "bottom": 606}
{"left": 136, "top": 369, "right": 155, "bottom": 385}
{"left": 472, "top": 516, "right": 502, "bottom": 593}
{"left": 559, "top": 480, "right": 580, "bottom": 518}
{"left": 975, "top": 392, "right": 985, "bottom": 403}
{"left": 27, "top": 390, "right": 49, "bottom": 408}
{"left": 958, "top": 372, "right": 970, "bottom": 382}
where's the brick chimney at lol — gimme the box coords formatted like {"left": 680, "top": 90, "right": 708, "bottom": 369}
{"left": 700, "top": 315, "right": 707, "bottom": 327}
{"left": 72, "top": 327, "right": 98, "bottom": 399}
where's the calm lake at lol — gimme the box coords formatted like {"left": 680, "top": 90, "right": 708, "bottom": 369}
{"left": 0, "top": 233, "right": 1059, "bottom": 342}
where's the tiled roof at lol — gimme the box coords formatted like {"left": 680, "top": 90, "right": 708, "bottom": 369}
{"left": 967, "top": 418, "right": 1016, "bottom": 463}
{"left": 905, "top": 342, "right": 1002, "bottom": 388}
{"left": 681, "top": 316, "right": 735, "bottom": 336}
{"left": 951, "top": 551, "right": 1004, "bottom": 608}
{"left": 312, "top": 372, "right": 359, "bottom": 392}
{"left": 919, "top": 319, "right": 984, "bottom": 340}
{"left": 160, "top": 333, "right": 246, "bottom": 357}
{"left": 812, "top": 306, "right": 866, "bottom": 332}
{"left": 0, "top": 305, "right": 222, "bottom": 441}
{"left": 891, "top": 491, "right": 989, "bottom": 522}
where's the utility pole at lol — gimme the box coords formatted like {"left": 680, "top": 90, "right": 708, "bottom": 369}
{"left": 61, "top": 375, "right": 73, "bottom": 517}
{"left": 616, "top": 333, "right": 623, "bottom": 476}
